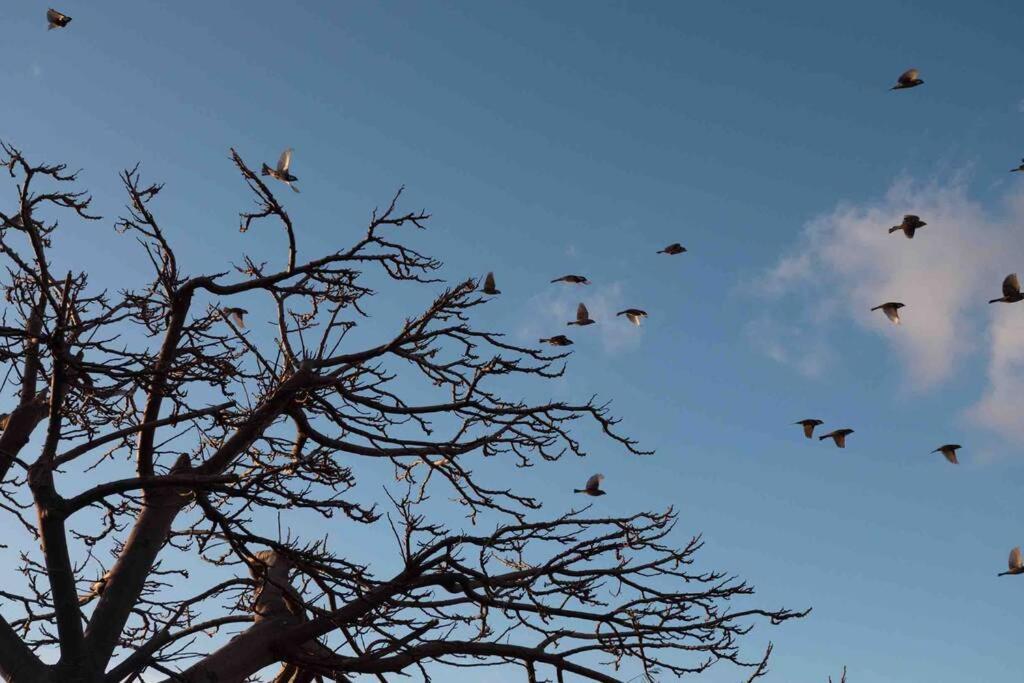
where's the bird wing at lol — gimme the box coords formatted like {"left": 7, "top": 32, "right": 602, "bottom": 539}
{"left": 802, "top": 422, "right": 814, "bottom": 438}
{"left": 585, "top": 473, "right": 604, "bottom": 490}
{"left": 46, "top": 9, "right": 65, "bottom": 24}
{"left": 898, "top": 68, "right": 919, "bottom": 84}
{"left": 942, "top": 449, "right": 958, "bottom": 465}
{"left": 277, "top": 148, "right": 293, "bottom": 173}
{"left": 1004, "top": 273, "right": 1021, "bottom": 297}
{"left": 1011, "top": 546, "right": 1022, "bottom": 570}
{"left": 834, "top": 433, "right": 846, "bottom": 448}
{"left": 484, "top": 272, "right": 496, "bottom": 291}
{"left": 577, "top": 303, "right": 589, "bottom": 321}
{"left": 883, "top": 305, "right": 900, "bottom": 324}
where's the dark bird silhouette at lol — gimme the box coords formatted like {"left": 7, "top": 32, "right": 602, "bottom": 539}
{"left": 891, "top": 68, "right": 923, "bottom": 90}
{"left": 47, "top": 8, "right": 71, "bottom": 30}
{"left": 658, "top": 243, "right": 687, "bottom": 255}
{"left": 261, "top": 148, "right": 300, "bottom": 193}
{"left": 794, "top": 419, "right": 824, "bottom": 439}
{"left": 819, "top": 428, "right": 854, "bottom": 448}
{"left": 871, "top": 302, "right": 905, "bottom": 325}
{"left": 574, "top": 473, "right": 606, "bottom": 496}
{"left": 931, "top": 444, "right": 961, "bottom": 465}
{"left": 568, "top": 303, "right": 595, "bottom": 326}
{"left": 481, "top": 272, "right": 500, "bottom": 295}
{"left": 551, "top": 274, "right": 590, "bottom": 285}
{"left": 999, "top": 547, "right": 1024, "bottom": 576}
{"left": 222, "top": 307, "right": 248, "bottom": 328}
{"left": 617, "top": 309, "right": 648, "bottom": 326}
{"left": 539, "top": 335, "right": 573, "bottom": 347}
{"left": 889, "top": 215, "right": 926, "bottom": 238}
{"left": 989, "top": 273, "right": 1024, "bottom": 304}
{"left": 1011, "top": 159, "right": 1024, "bottom": 173}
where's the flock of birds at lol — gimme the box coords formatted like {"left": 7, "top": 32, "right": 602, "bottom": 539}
{"left": 35, "top": 19, "right": 1024, "bottom": 574}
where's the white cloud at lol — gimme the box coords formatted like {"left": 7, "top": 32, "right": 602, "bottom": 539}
{"left": 758, "top": 171, "right": 1024, "bottom": 441}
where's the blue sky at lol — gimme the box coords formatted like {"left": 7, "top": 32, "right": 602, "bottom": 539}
{"left": 4, "top": 1, "right": 1024, "bottom": 680}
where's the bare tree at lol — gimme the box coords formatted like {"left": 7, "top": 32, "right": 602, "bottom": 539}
{"left": 0, "top": 143, "right": 806, "bottom": 683}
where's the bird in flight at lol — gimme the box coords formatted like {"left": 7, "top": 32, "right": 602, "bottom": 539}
{"left": 617, "top": 309, "right": 648, "bottom": 326}
{"left": 1011, "top": 159, "right": 1024, "bottom": 173}
{"left": 222, "top": 307, "right": 248, "bottom": 328}
{"left": 931, "top": 444, "right": 961, "bottom": 465}
{"left": 481, "top": 272, "right": 500, "bottom": 295}
{"left": 551, "top": 274, "right": 590, "bottom": 285}
{"left": 819, "top": 428, "right": 854, "bottom": 448}
{"left": 891, "top": 68, "right": 923, "bottom": 90}
{"left": 574, "top": 473, "right": 606, "bottom": 496}
{"left": 989, "top": 273, "right": 1024, "bottom": 304}
{"left": 871, "top": 302, "right": 905, "bottom": 325}
{"left": 999, "top": 547, "right": 1024, "bottom": 576}
{"left": 658, "top": 243, "right": 687, "bottom": 255}
{"left": 539, "top": 335, "right": 573, "bottom": 347}
{"left": 794, "top": 419, "right": 824, "bottom": 439}
{"left": 262, "top": 148, "right": 300, "bottom": 193}
{"left": 47, "top": 8, "right": 71, "bottom": 30}
{"left": 568, "top": 303, "right": 595, "bottom": 326}
{"left": 889, "top": 215, "right": 926, "bottom": 239}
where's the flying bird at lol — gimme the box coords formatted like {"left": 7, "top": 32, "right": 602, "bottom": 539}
{"left": 481, "top": 272, "right": 500, "bottom": 295}
{"left": 819, "top": 428, "right": 854, "bottom": 448}
{"left": 222, "top": 307, "right": 248, "bottom": 328}
{"left": 889, "top": 215, "right": 926, "bottom": 238}
{"left": 261, "top": 148, "right": 300, "bottom": 193}
{"left": 871, "top": 302, "right": 905, "bottom": 325}
{"left": 47, "top": 8, "right": 71, "bottom": 30}
{"left": 617, "top": 309, "right": 648, "bottom": 326}
{"left": 999, "top": 546, "right": 1024, "bottom": 576}
{"left": 1011, "top": 159, "right": 1024, "bottom": 173}
{"left": 658, "top": 243, "right": 687, "bottom": 255}
{"left": 574, "top": 473, "right": 606, "bottom": 496}
{"left": 989, "top": 273, "right": 1024, "bottom": 304}
{"left": 539, "top": 335, "right": 573, "bottom": 347}
{"left": 931, "top": 444, "right": 961, "bottom": 465}
{"left": 568, "top": 303, "right": 595, "bottom": 326}
{"left": 551, "top": 274, "right": 590, "bottom": 285}
{"left": 794, "top": 419, "right": 824, "bottom": 439}
{"left": 891, "top": 68, "right": 923, "bottom": 90}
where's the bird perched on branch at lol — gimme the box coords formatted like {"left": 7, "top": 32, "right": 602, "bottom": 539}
{"left": 931, "top": 444, "right": 961, "bottom": 465}
{"left": 574, "top": 473, "right": 606, "bottom": 496}
{"left": 891, "top": 68, "right": 923, "bottom": 90}
{"left": 480, "top": 272, "right": 500, "bottom": 295}
{"left": 539, "top": 335, "right": 573, "bottom": 347}
{"left": 819, "top": 428, "right": 854, "bottom": 448}
{"left": 568, "top": 303, "right": 595, "bottom": 326}
{"left": 47, "top": 8, "right": 71, "bottom": 30}
{"left": 262, "top": 148, "right": 300, "bottom": 193}
{"left": 222, "top": 307, "right": 248, "bottom": 328}
{"left": 658, "top": 243, "right": 687, "bottom": 255}
{"left": 551, "top": 274, "right": 589, "bottom": 285}
{"left": 999, "top": 547, "right": 1024, "bottom": 576}
{"left": 871, "top": 302, "right": 904, "bottom": 325}
{"left": 989, "top": 273, "right": 1024, "bottom": 304}
{"left": 794, "top": 419, "right": 823, "bottom": 439}
{"left": 889, "top": 215, "right": 926, "bottom": 239}
{"left": 617, "top": 309, "right": 647, "bottom": 326}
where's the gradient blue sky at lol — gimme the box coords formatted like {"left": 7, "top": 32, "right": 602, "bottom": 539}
{"left": 4, "top": 1, "right": 1024, "bottom": 681}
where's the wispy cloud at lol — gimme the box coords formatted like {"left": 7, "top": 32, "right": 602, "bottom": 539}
{"left": 757, "top": 171, "right": 1024, "bottom": 441}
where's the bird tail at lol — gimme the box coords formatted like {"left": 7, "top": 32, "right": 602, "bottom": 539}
{"left": 261, "top": 163, "right": 272, "bottom": 176}
{"left": 818, "top": 435, "right": 828, "bottom": 441}
{"left": 989, "top": 298, "right": 1002, "bottom": 304}
{"left": 573, "top": 489, "right": 585, "bottom": 494}
{"left": 888, "top": 226, "right": 900, "bottom": 233}
{"left": 539, "top": 338, "right": 548, "bottom": 343}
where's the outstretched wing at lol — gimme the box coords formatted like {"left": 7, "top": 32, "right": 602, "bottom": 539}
{"left": 484, "top": 272, "right": 496, "bottom": 291}
{"left": 1003, "top": 273, "right": 1021, "bottom": 297}
{"left": 1010, "top": 546, "right": 1022, "bottom": 570}
{"left": 585, "top": 473, "right": 604, "bottom": 491}
{"left": 277, "top": 148, "right": 293, "bottom": 173}
{"left": 577, "top": 303, "right": 589, "bottom": 321}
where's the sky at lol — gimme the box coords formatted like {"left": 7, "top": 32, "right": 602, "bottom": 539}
{"left": 2, "top": 0, "right": 1024, "bottom": 681}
